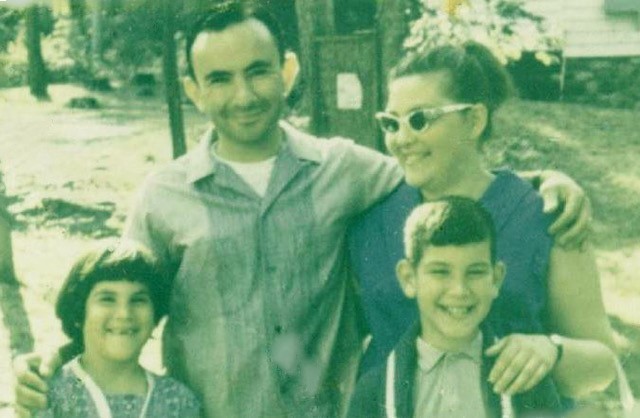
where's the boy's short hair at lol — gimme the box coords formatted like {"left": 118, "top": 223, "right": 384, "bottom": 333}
{"left": 55, "top": 240, "right": 170, "bottom": 351}
{"left": 403, "top": 196, "right": 497, "bottom": 266}
{"left": 185, "top": 0, "right": 286, "bottom": 78}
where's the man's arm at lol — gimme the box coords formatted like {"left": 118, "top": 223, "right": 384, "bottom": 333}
{"left": 334, "top": 138, "right": 403, "bottom": 213}
{"left": 13, "top": 352, "right": 63, "bottom": 417}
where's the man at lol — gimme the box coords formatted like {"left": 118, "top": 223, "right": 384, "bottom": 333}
{"left": 14, "top": 2, "right": 590, "bottom": 417}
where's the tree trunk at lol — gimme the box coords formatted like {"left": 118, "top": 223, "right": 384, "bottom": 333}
{"left": 294, "top": 0, "right": 335, "bottom": 132}
{"left": 69, "top": 0, "right": 87, "bottom": 35}
{"left": 25, "top": 6, "right": 49, "bottom": 100}
{"left": 89, "top": 0, "right": 103, "bottom": 69}
{"left": 161, "top": 0, "right": 186, "bottom": 159}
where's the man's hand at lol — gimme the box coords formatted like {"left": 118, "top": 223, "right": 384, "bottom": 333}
{"left": 522, "top": 170, "right": 592, "bottom": 248}
{"left": 13, "top": 351, "right": 60, "bottom": 417}
{"left": 485, "top": 334, "right": 559, "bottom": 395}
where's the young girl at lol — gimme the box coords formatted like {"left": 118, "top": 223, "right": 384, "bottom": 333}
{"left": 36, "top": 241, "right": 202, "bottom": 418}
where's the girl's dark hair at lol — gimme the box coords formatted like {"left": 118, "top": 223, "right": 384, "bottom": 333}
{"left": 185, "top": 0, "right": 285, "bottom": 79}
{"left": 55, "top": 240, "right": 170, "bottom": 352}
{"left": 391, "top": 42, "right": 514, "bottom": 143}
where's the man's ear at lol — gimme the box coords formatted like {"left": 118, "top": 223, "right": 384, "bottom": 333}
{"left": 491, "top": 261, "right": 506, "bottom": 298}
{"left": 396, "top": 259, "right": 417, "bottom": 298}
{"left": 468, "top": 103, "right": 488, "bottom": 142}
{"left": 183, "top": 76, "right": 204, "bottom": 112}
{"left": 281, "top": 51, "right": 299, "bottom": 98}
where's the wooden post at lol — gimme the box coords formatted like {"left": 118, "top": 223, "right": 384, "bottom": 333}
{"left": 161, "top": 0, "right": 186, "bottom": 159}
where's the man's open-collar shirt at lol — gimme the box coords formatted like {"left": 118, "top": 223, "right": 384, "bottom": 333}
{"left": 124, "top": 122, "right": 402, "bottom": 417}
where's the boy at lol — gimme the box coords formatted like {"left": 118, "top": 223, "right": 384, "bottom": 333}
{"left": 348, "top": 197, "right": 563, "bottom": 418}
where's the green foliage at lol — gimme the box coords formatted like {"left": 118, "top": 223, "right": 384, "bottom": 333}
{"left": 98, "top": 6, "right": 164, "bottom": 78}
{"left": 0, "top": 7, "right": 22, "bottom": 52}
{"left": 405, "top": 0, "right": 562, "bottom": 65}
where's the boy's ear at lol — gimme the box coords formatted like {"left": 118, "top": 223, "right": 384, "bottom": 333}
{"left": 281, "top": 51, "right": 299, "bottom": 98}
{"left": 183, "top": 76, "right": 204, "bottom": 112}
{"left": 491, "top": 261, "right": 506, "bottom": 297}
{"left": 396, "top": 259, "right": 417, "bottom": 298}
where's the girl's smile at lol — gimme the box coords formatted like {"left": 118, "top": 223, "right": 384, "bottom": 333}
{"left": 82, "top": 281, "right": 155, "bottom": 365}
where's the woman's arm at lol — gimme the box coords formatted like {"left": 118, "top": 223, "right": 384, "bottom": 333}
{"left": 546, "top": 245, "right": 617, "bottom": 398}
{"left": 486, "top": 245, "right": 617, "bottom": 398}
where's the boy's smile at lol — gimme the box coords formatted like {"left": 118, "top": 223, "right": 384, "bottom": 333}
{"left": 398, "top": 242, "right": 504, "bottom": 351}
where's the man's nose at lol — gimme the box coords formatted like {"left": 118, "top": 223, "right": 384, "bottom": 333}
{"left": 232, "top": 76, "right": 258, "bottom": 104}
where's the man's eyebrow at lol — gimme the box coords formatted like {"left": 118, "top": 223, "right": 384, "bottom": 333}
{"left": 245, "top": 60, "right": 274, "bottom": 72}
{"left": 204, "top": 70, "right": 232, "bottom": 82}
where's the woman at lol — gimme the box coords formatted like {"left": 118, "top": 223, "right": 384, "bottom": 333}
{"left": 349, "top": 42, "right": 616, "bottom": 399}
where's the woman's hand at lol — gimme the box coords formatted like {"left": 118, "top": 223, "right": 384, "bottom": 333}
{"left": 485, "top": 334, "right": 559, "bottom": 395}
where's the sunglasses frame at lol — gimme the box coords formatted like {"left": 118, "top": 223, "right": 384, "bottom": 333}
{"left": 375, "top": 103, "right": 474, "bottom": 134}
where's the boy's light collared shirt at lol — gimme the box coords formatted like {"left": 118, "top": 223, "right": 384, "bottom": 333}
{"left": 414, "top": 332, "right": 488, "bottom": 418}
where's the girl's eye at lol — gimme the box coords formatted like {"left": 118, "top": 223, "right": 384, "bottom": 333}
{"left": 468, "top": 269, "right": 488, "bottom": 278}
{"left": 427, "top": 269, "right": 450, "bottom": 277}
{"left": 97, "top": 295, "right": 116, "bottom": 303}
{"left": 131, "top": 295, "right": 151, "bottom": 304}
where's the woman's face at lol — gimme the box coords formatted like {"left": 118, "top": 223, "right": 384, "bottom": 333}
{"left": 384, "top": 71, "right": 480, "bottom": 196}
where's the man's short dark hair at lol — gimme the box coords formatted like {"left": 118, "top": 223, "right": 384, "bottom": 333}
{"left": 185, "top": 0, "right": 286, "bottom": 79}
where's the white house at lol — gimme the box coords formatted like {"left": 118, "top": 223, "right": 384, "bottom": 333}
{"left": 523, "top": 0, "right": 640, "bottom": 57}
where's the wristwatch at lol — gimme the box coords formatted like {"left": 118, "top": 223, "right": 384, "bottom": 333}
{"left": 549, "top": 334, "right": 564, "bottom": 365}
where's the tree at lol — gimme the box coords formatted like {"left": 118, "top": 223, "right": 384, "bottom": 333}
{"left": 24, "top": 5, "right": 49, "bottom": 99}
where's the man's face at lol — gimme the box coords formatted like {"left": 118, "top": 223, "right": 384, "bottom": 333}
{"left": 398, "top": 242, "right": 504, "bottom": 351}
{"left": 185, "top": 19, "right": 285, "bottom": 147}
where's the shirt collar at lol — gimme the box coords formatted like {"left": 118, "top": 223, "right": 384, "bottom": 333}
{"left": 415, "top": 332, "right": 483, "bottom": 373}
{"left": 186, "top": 120, "right": 323, "bottom": 184}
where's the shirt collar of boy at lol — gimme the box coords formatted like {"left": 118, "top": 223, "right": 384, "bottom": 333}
{"left": 415, "top": 332, "right": 483, "bottom": 373}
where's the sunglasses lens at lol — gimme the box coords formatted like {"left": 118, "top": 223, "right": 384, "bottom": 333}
{"left": 377, "top": 116, "right": 400, "bottom": 133}
{"left": 408, "top": 111, "right": 428, "bottom": 131}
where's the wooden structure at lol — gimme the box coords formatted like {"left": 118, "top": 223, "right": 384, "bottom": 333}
{"left": 311, "top": 32, "right": 382, "bottom": 149}
{"left": 296, "top": 0, "right": 405, "bottom": 151}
